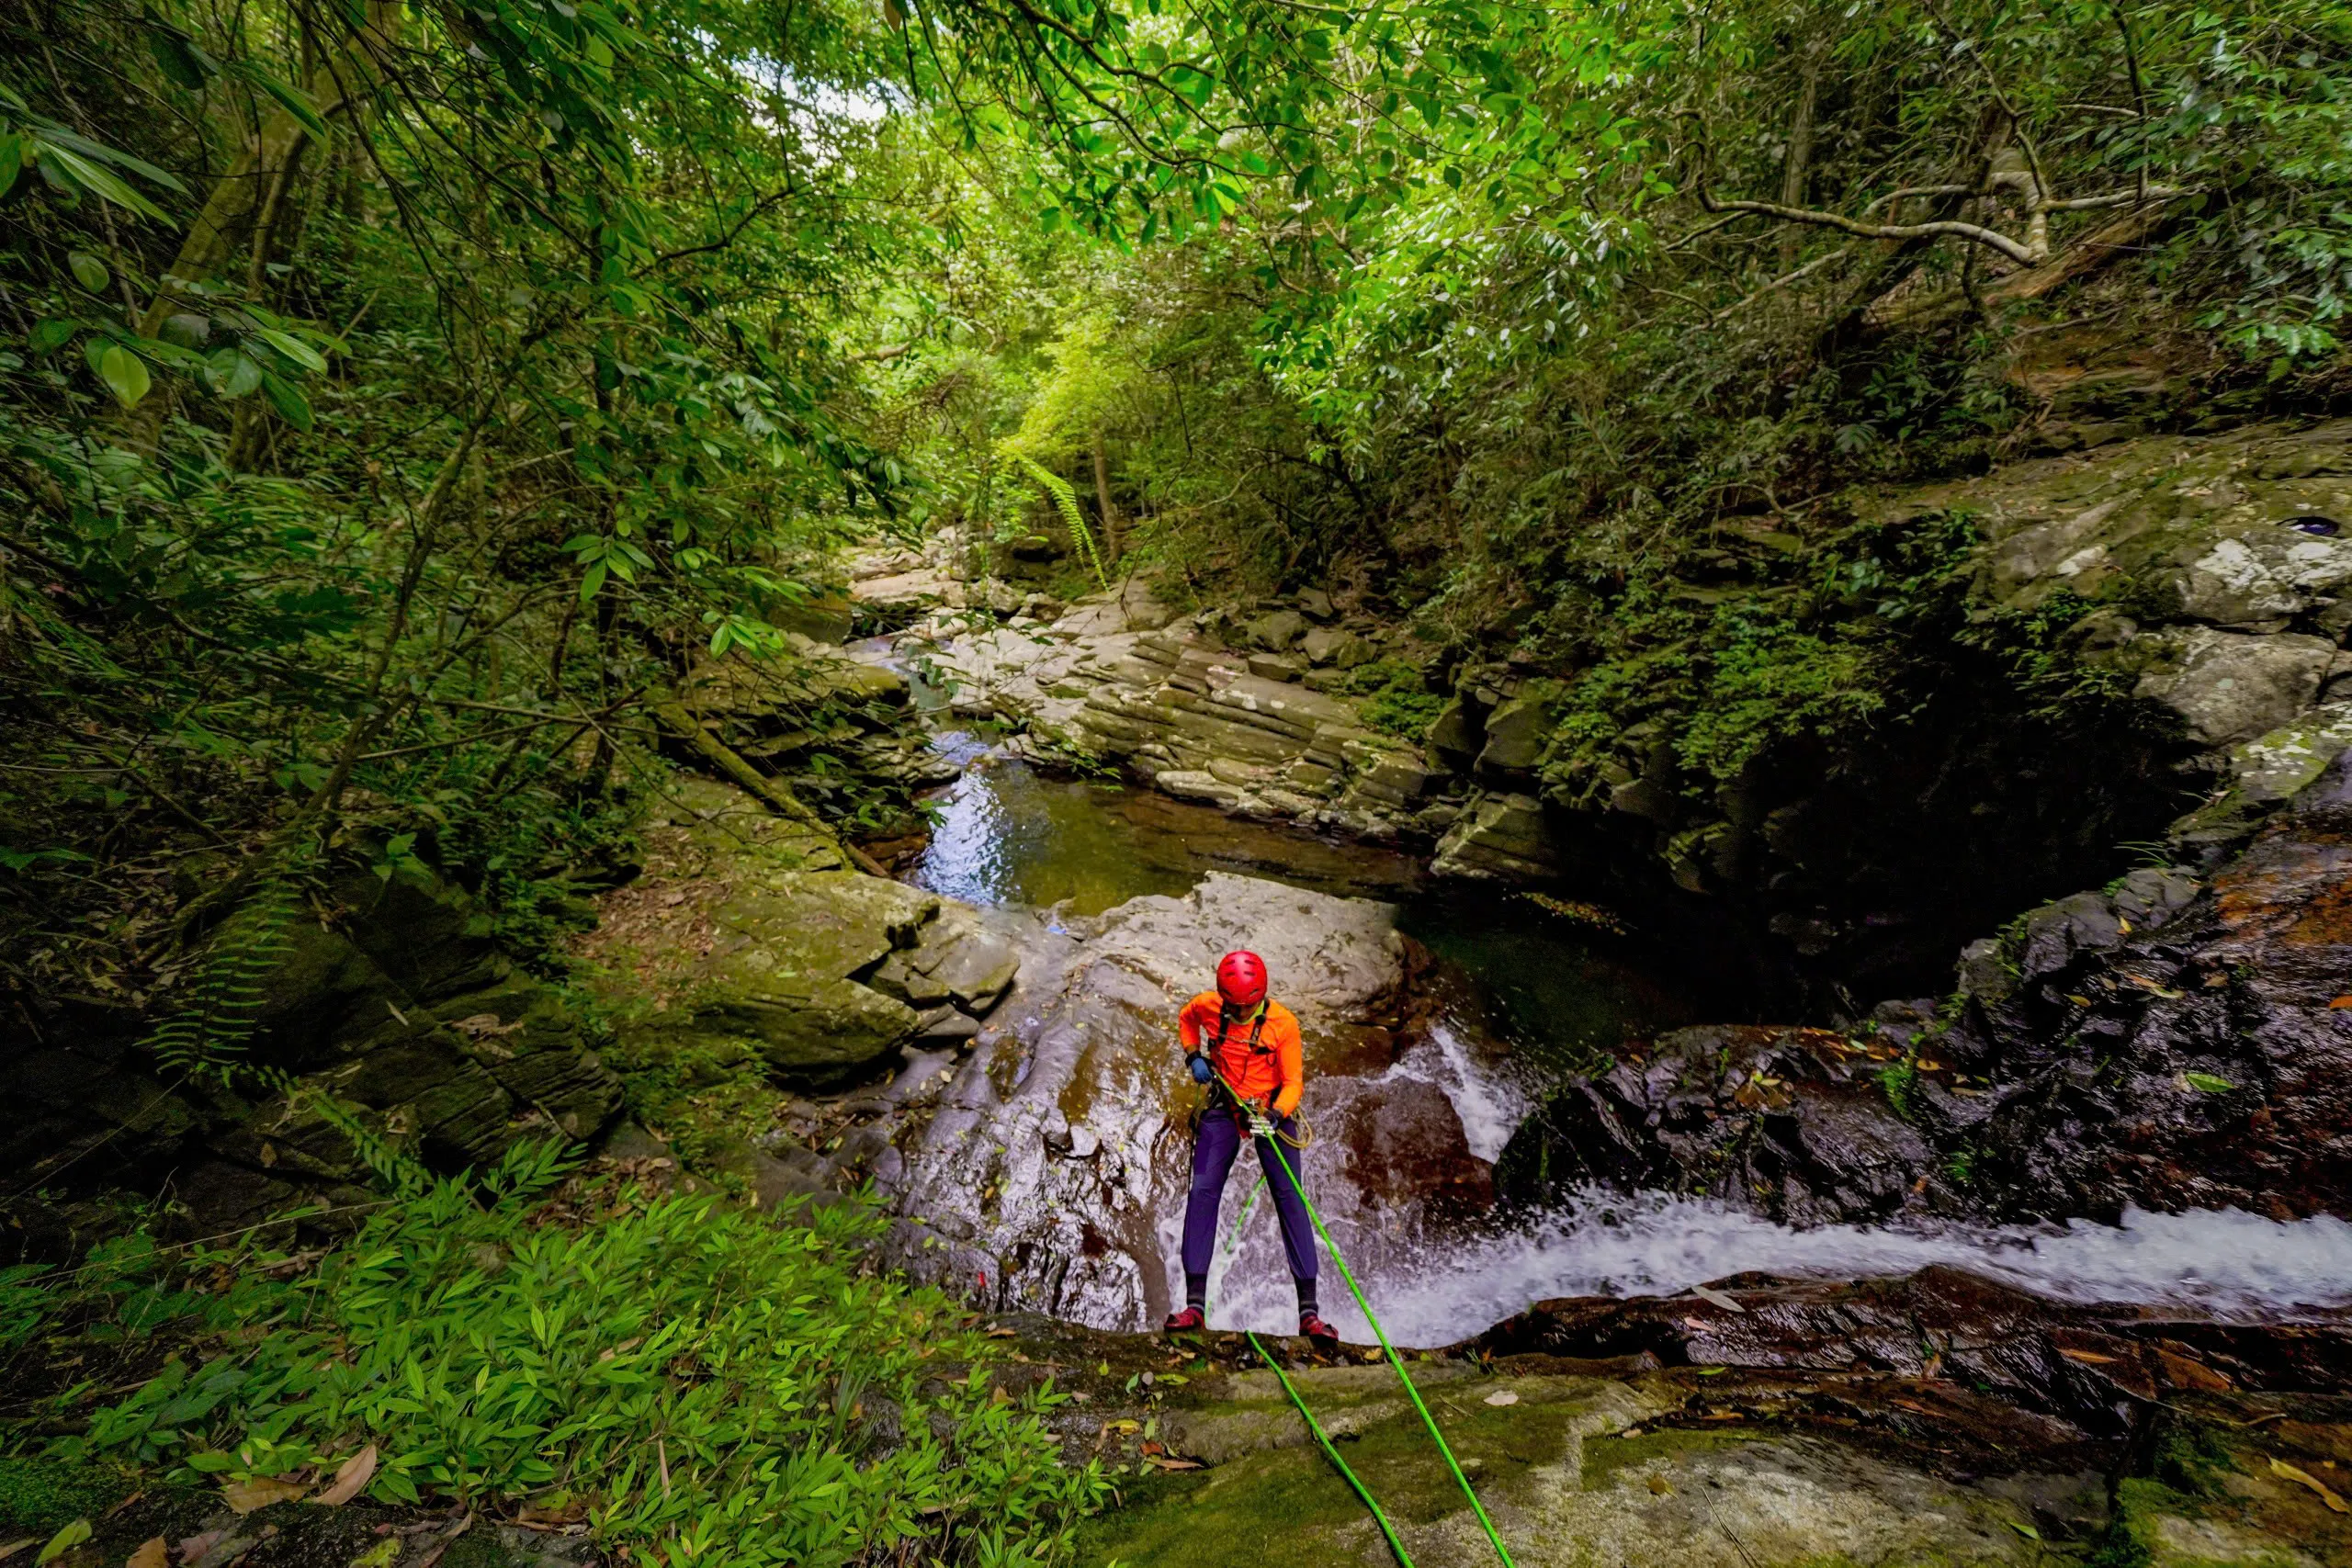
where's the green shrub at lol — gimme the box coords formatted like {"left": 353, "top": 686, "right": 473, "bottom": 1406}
{"left": 1340, "top": 658, "right": 1445, "bottom": 740}
{"left": 41, "top": 1145, "right": 1104, "bottom": 1567}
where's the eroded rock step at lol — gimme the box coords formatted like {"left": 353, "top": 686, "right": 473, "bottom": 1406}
{"left": 987, "top": 1261, "right": 2350, "bottom": 1568}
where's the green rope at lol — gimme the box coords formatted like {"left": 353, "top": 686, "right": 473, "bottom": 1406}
{"left": 1210, "top": 1074, "right": 1520, "bottom": 1568}
{"left": 1246, "top": 1329, "right": 1418, "bottom": 1567}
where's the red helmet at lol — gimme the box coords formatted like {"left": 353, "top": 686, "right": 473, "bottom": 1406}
{"left": 1216, "top": 950, "right": 1268, "bottom": 1007}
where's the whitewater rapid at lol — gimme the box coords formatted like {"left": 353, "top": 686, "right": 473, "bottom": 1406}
{"left": 1207, "top": 1018, "right": 2352, "bottom": 1343}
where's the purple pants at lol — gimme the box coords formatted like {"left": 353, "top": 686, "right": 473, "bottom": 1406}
{"left": 1181, "top": 1108, "right": 1319, "bottom": 1287}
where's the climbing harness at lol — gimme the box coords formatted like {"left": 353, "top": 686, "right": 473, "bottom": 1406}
{"left": 1206, "top": 1068, "right": 1519, "bottom": 1568}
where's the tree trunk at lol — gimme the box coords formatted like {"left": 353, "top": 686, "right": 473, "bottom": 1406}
{"left": 1778, "top": 38, "right": 1825, "bottom": 272}
{"left": 134, "top": 0, "right": 403, "bottom": 343}
{"left": 1091, "top": 427, "right": 1123, "bottom": 562}
{"left": 650, "top": 698, "right": 889, "bottom": 876}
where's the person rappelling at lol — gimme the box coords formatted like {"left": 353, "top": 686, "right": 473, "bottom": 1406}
{"left": 1163, "top": 948, "right": 1341, "bottom": 1349}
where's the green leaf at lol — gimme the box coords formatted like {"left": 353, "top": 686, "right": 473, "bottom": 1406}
{"left": 37, "top": 1520, "right": 90, "bottom": 1566}
{"left": 0, "top": 134, "right": 21, "bottom": 199}
{"left": 217, "top": 352, "right": 263, "bottom": 398}
{"left": 253, "top": 326, "right": 328, "bottom": 372}
{"left": 261, "top": 371, "right": 313, "bottom": 430}
{"left": 36, "top": 145, "right": 175, "bottom": 223}
{"left": 96, "top": 343, "right": 151, "bottom": 408}
{"left": 579, "top": 560, "right": 608, "bottom": 601}
{"left": 242, "top": 64, "right": 331, "bottom": 140}
{"left": 67, "top": 250, "right": 109, "bottom": 293}
{"left": 147, "top": 24, "right": 221, "bottom": 90}
{"left": 37, "top": 126, "right": 187, "bottom": 192}
{"left": 2183, "top": 1072, "right": 2236, "bottom": 1094}
{"left": 30, "top": 318, "right": 78, "bottom": 353}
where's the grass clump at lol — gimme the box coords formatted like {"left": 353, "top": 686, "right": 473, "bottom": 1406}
{"left": 14, "top": 1145, "right": 1104, "bottom": 1567}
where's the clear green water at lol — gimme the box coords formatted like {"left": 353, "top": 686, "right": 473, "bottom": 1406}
{"left": 908, "top": 732, "right": 1707, "bottom": 1075}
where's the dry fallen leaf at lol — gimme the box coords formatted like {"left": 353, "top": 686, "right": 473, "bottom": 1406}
{"left": 1688, "top": 1284, "right": 1747, "bottom": 1314}
{"left": 2332, "top": 996, "right": 2352, "bottom": 1010}
{"left": 124, "top": 1539, "right": 166, "bottom": 1568}
{"left": 2058, "top": 1348, "right": 2120, "bottom": 1365}
{"left": 2271, "top": 1458, "right": 2350, "bottom": 1513}
{"left": 0, "top": 1541, "right": 37, "bottom": 1564}
{"left": 1645, "top": 1475, "right": 1674, "bottom": 1495}
{"left": 221, "top": 1477, "right": 307, "bottom": 1515}
{"left": 1483, "top": 1390, "right": 1520, "bottom": 1406}
{"left": 174, "top": 1532, "right": 224, "bottom": 1563}
{"left": 310, "top": 1446, "right": 377, "bottom": 1507}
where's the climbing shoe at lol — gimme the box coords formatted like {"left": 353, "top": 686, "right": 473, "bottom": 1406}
{"left": 1163, "top": 1307, "right": 1205, "bottom": 1334}
{"left": 1299, "top": 1313, "right": 1340, "bottom": 1351}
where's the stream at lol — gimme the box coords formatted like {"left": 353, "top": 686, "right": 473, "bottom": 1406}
{"left": 898, "top": 728, "right": 2352, "bottom": 1341}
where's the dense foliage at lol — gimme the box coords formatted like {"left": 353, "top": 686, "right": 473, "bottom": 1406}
{"left": 6, "top": 0, "right": 2351, "bottom": 1555}
{"left": 870, "top": 0, "right": 2352, "bottom": 760}
{"left": 3, "top": 1147, "right": 1102, "bottom": 1565}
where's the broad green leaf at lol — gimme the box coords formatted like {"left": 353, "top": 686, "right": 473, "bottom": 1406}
{"left": 36, "top": 145, "right": 174, "bottom": 222}
{"left": 67, "top": 250, "right": 109, "bottom": 293}
{"left": 253, "top": 326, "right": 328, "bottom": 372}
{"left": 147, "top": 25, "right": 221, "bottom": 90}
{"left": 30, "top": 318, "right": 77, "bottom": 353}
{"left": 36, "top": 126, "right": 187, "bottom": 191}
{"left": 0, "top": 134, "right": 20, "bottom": 198}
{"left": 96, "top": 343, "right": 151, "bottom": 408}
{"left": 37, "top": 1520, "right": 90, "bottom": 1566}
{"left": 2182, "top": 1072, "right": 2236, "bottom": 1094}
{"left": 261, "top": 371, "right": 312, "bottom": 430}
{"left": 242, "top": 64, "right": 331, "bottom": 140}
{"left": 215, "top": 352, "right": 264, "bottom": 398}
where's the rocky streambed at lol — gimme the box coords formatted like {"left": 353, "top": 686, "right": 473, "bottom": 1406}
{"left": 556, "top": 711, "right": 2352, "bottom": 1563}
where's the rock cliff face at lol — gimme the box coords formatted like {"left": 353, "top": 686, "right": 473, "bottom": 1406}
{"left": 1499, "top": 745, "right": 2352, "bottom": 1226}
{"left": 2, "top": 863, "right": 625, "bottom": 1258}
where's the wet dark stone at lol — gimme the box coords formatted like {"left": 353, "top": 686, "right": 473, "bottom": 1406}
{"left": 0, "top": 864, "right": 621, "bottom": 1257}
{"left": 1495, "top": 1024, "right": 1935, "bottom": 1224}
{"left": 1473, "top": 1264, "right": 2352, "bottom": 1439}
{"left": 1500, "top": 750, "right": 2352, "bottom": 1226}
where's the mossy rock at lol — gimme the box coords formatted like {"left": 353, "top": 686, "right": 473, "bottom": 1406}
{"left": 1084, "top": 1369, "right": 2090, "bottom": 1568}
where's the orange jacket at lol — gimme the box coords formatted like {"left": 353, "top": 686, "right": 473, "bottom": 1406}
{"left": 1179, "top": 992, "right": 1304, "bottom": 1117}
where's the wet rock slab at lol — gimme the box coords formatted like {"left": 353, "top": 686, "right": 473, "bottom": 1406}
{"left": 1001, "top": 1260, "right": 2351, "bottom": 1568}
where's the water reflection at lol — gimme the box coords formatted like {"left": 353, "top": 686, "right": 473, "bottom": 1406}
{"left": 907, "top": 729, "right": 1709, "bottom": 1075}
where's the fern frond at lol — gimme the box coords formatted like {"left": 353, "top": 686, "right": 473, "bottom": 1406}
{"left": 139, "top": 856, "right": 310, "bottom": 1085}
{"left": 1006, "top": 450, "right": 1109, "bottom": 590}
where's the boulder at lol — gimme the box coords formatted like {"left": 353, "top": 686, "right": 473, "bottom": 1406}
{"left": 1425, "top": 695, "right": 1484, "bottom": 770}
{"left": 2130, "top": 626, "right": 2335, "bottom": 746}
{"left": 2, "top": 863, "right": 625, "bottom": 1247}
{"left": 662, "top": 971, "right": 919, "bottom": 1083}
{"left": 1497, "top": 1025, "right": 1935, "bottom": 1226}
{"left": 1432, "top": 792, "right": 1558, "bottom": 879}
{"left": 1294, "top": 587, "right": 1336, "bottom": 621}
{"left": 579, "top": 787, "right": 1021, "bottom": 1089}
{"left": 878, "top": 874, "right": 1507, "bottom": 1331}
{"left": 1298, "top": 626, "right": 1374, "bottom": 668}
{"left": 1475, "top": 683, "right": 1559, "bottom": 774}
{"left": 1238, "top": 609, "right": 1306, "bottom": 651}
